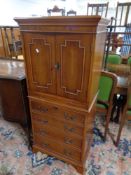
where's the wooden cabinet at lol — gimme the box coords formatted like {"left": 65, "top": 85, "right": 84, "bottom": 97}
{"left": 0, "top": 58, "right": 30, "bottom": 127}
{"left": 15, "top": 16, "right": 109, "bottom": 174}
{"left": 22, "top": 33, "right": 92, "bottom": 103}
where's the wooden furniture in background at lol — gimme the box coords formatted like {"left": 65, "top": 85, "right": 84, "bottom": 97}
{"left": 107, "top": 63, "right": 130, "bottom": 76}
{"left": 0, "top": 28, "right": 5, "bottom": 56}
{"left": 104, "top": 2, "right": 131, "bottom": 64}
{"left": 0, "top": 26, "right": 22, "bottom": 59}
{"left": 115, "top": 75, "right": 131, "bottom": 146}
{"left": 106, "top": 63, "right": 130, "bottom": 146}
{"left": 0, "top": 58, "right": 30, "bottom": 126}
{"left": 0, "top": 57, "right": 31, "bottom": 145}
{"left": 47, "top": 5, "right": 65, "bottom": 16}
{"left": 67, "top": 10, "right": 77, "bottom": 16}
{"left": 104, "top": 22, "right": 131, "bottom": 67}
{"left": 87, "top": 2, "right": 109, "bottom": 17}
{"left": 15, "top": 16, "right": 109, "bottom": 174}
{"left": 96, "top": 71, "right": 118, "bottom": 140}
{"left": 115, "top": 2, "right": 131, "bottom": 26}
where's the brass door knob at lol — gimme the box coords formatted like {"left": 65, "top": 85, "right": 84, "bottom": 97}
{"left": 54, "top": 63, "right": 60, "bottom": 70}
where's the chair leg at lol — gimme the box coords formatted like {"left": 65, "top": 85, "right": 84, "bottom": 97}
{"left": 104, "top": 108, "right": 112, "bottom": 140}
{"left": 115, "top": 112, "right": 127, "bottom": 146}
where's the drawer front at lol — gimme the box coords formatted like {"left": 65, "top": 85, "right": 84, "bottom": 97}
{"left": 34, "top": 134, "right": 81, "bottom": 161}
{"left": 32, "top": 113, "right": 83, "bottom": 136}
{"left": 30, "top": 100, "right": 85, "bottom": 125}
{"left": 32, "top": 120, "right": 82, "bottom": 149}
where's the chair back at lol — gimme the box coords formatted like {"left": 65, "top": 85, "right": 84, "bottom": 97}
{"left": 115, "top": 2, "right": 131, "bottom": 26}
{"left": 96, "top": 71, "right": 118, "bottom": 143}
{"left": 107, "top": 54, "right": 122, "bottom": 64}
{"left": 87, "top": 2, "right": 109, "bottom": 17}
{"left": 1, "top": 26, "right": 22, "bottom": 59}
{"left": 127, "top": 56, "right": 131, "bottom": 65}
{"left": 97, "top": 71, "right": 117, "bottom": 103}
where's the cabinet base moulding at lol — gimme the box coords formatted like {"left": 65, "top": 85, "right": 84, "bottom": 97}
{"left": 33, "top": 145, "right": 86, "bottom": 175}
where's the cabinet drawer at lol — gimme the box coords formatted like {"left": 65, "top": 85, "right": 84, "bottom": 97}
{"left": 32, "top": 120, "right": 82, "bottom": 149}
{"left": 32, "top": 113, "right": 83, "bottom": 136}
{"left": 34, "top": 134, "right": 81, "bottom": 161}
{"left": 30, "top": 100, "right": 85, "bottom": 125}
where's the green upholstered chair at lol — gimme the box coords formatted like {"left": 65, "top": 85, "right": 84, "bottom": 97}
{"left": 96, "top": 70, "right": 118, "bottom": 140}
{"left": 115, "top": 75, "right": 131, "bottom": 146}
{"left": 107, "top": 54, "right": 122, "bottom": 64}
{"left": 127, "top": 56, "right": 131, "bottom": 64}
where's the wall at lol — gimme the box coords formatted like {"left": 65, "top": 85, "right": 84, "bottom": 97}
{"left": 0, "top": 0, "right": 130, "bottom": 26}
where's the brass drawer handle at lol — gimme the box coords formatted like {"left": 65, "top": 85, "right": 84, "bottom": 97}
{"left": 54, "top": 63, "right": 60, "bottom": 70}
{"left": 42, "top": 120, "right": 48, "bottom": 124}
{"left": 64, "top": 113, "right": 77, "bottom": 121}
{"left": 34, "top": 118, "right": 48, "bottom": 125}
{"left": 64, "top": 137, "right": 73, "bottom": 144}
{"left": 38, "top": 106, "right": 48, "bottom": 113}
{"left": 39, "top": 130, "right": 47, "bottom": 136}
{"left": 64, "top": 125, "right": 75, "bottom": 132}
{"left": 63, "top": 149, "right": 72, "bottom": 156}
{"left": 71, "top": 116, "right": 77, "bottom": 121}
{"left": 43, "top": 142, "right": 49, "bottom": 148}
{"left": 53, "top": 106, "right": 58, "bottom": 110}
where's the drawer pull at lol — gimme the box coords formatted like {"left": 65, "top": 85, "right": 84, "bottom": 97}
{"left": 64, "top": 125, "right": 75, "bottom": 132}
{"left": 38, "top": 107, "right": 48, "bottom": 113}
{"left": 53, "top": 106, "right": 58, "bottom": 110}
{"left": 42, "top": 120, "right": 48, "bottom": 124}
{"left": 54, "top": 63, "right": 60, "bottom": 70}
{"left": 64, "top": 113, "right": 77, "bottom": 121}
{"left": 63, "top": 149, "right": 72, "bottom": 156}
{"left": 34, "top": 118, "right": 48, "bottom": 125}
{"left": 64, "top": 137, "right": 73, "bottom": 144}
{"left": 43, "top": 143, "right": 49, "bottom": 148}
{"left": 39, "top": 130, "right": 47, "bottom": 136}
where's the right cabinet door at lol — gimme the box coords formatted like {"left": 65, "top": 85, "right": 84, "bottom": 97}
{"left": 56, "top": 34, "right": 92, "bottom": 103}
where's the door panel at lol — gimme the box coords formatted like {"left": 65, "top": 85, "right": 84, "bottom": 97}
{"left": 56, "top": 34, "right": 92, "bottom": 102}
{"left": 23, "top": 33, "right": 56, "bottom": 94}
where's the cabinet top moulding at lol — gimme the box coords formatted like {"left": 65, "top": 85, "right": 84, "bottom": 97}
{"left": 14, "top": 16, "right": 109, "bottom": 34}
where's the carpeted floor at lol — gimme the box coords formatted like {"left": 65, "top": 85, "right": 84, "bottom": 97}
{"left": 0, "top": 115, "right": 131, "bottom": 175}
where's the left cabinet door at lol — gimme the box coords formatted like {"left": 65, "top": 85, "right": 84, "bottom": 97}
{"left": 23, "top": 33, "right": 56, "bottom": 95}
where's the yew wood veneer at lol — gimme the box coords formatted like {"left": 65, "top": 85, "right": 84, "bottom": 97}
{"left": 14, "top": 16, "right": 109, "bottom": 174}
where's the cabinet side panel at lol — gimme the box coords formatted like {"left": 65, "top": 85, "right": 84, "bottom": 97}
{"left": 87, "top": 31, "right": 107, "bottom": 106}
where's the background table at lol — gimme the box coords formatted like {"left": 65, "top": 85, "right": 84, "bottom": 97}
{"left": 107, "top": 63, "right": 131, "bottom": 76}
{"left": 0, "top": 58, "right": 30, "bottom": 127}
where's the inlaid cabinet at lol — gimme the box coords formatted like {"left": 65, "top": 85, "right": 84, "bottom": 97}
{"left": 15, "top": 16, "right": 109, "bottom": 174}
{"left": 21, "top": 32, "right": 93, "bottom": 103}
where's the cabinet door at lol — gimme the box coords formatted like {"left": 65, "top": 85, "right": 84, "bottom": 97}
{"left": 56, "top": 34, "right": 92, "bottom": 103}
{"left": 23, "top": 33, "right": 56, "bottom": 95}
